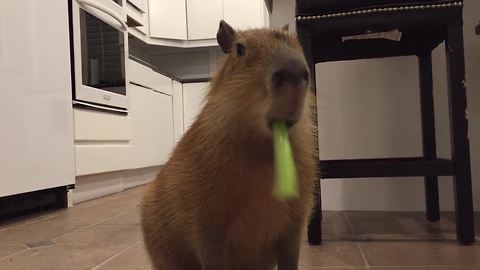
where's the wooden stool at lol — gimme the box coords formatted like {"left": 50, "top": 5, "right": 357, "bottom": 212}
{"left": 295, "top": 0, "right": 475, "bottom": 245}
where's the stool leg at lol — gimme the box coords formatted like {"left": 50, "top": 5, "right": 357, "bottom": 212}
{"left": 445, "top": 24, "right": 475, "bottom": 245}
{"left": 297, "top": 28, "right": 323, "bottom": 245}
{"left": 418, "top": 53, "right": 440, "bottom": 222}
{"left": 308, "top": 176, "right": 322, "bottom": 245}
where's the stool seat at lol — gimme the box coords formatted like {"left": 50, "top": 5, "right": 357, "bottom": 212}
{"left": 296, "top": 0, "right": 463, "bottom": 62}
{"left": 297, "top": 0, "right": 461, "bottom": 16}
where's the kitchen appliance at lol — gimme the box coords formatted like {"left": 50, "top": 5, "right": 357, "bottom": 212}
{"left": 71, "top": 0, "right": 129, "bottom": 111}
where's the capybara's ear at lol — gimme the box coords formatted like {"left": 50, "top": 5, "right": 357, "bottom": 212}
{"left": 217, "top": 20, "right": 236, "bottom": 54}
{"left": 281, "top": 24, "right": 289, "bottom": 32}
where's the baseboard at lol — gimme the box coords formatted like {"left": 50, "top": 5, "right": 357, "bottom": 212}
{"left": 0, "top": 186, "right": 69, "bottom": 221}
{"left": 73, "top": 166, "right": 161, "bottom": 204}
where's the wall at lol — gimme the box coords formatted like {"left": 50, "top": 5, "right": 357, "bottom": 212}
{"left": 271, "top": 0, "right": 480, "bottom": 211}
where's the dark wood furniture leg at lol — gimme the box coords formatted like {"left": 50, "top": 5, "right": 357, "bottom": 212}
{"left": 297, "top": 28, "right": 323, "bottom": 245}
{"left": 418, "top": 52, "right": 440, "bottom": 222}
{"left": 445, "top": 24, "right": 475, "bottom": 245}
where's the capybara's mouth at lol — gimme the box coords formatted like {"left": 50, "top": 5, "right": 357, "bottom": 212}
{"left": 268, "top": 119, "right": 296, "bottom": 130}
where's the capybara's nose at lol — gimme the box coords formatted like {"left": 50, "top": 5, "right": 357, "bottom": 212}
{"left": 271, "top": 56, "right": 309, "bottom": 89}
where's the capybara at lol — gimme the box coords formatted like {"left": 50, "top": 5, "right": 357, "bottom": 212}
{"left": 140, "top": 20, "right": 317, "bottom": 270}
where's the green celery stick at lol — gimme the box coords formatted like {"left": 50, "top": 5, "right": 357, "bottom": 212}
{"left": 272, "top": 121, "right": 298, "bottom": 200}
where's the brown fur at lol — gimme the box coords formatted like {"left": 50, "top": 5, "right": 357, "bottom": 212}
{"left": 140, "top": 27, "right": 317, "bottom": 270}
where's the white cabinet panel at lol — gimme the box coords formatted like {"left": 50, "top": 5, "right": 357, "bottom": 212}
{"left": 75, "top": 145, "right": 130, "bottom": 176}
{"left": 74, "top": 109, "right": 131, "bottom": 141}
{"left": 130, "top": 84, "right": 174, "bottom": 169}
{"left": 182, "top": 82, "right": 209, "bottom": 131}
{"left": 172, "top": 81, "right": 185, "bottom": 143}
{"left": 0, "top": 0, "right": 75, "bottom": 196}
{"left": 223, "top": 0, "right": 265, "bottom": 30}
{"left": 186, "top": 0, "right": 223, "bottom": 40}
{"left": 127, "top": 0, "right": 146, "bottom": 11}
{"left": 149, "top": 0, "right": 187, "bottom": 39}
{"left": 128, "top": 60, "right": 172, "bottom": 95}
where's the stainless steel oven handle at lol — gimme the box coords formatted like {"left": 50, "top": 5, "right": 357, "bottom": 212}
{"left": 76, "top": 0, "right": 128, "bottom": 30}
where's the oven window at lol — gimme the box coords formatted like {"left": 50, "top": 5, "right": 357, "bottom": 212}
{"left": 80, "top": 9, "right": 126, "bottom": 95}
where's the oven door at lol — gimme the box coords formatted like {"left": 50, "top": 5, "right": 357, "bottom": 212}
{"left": 72, "top": 0, "right": 129, "bottom": 110}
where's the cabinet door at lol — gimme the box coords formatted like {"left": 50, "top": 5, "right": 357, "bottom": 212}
{"left": 186, "top": 0, "right": 223, "bottom": 40}
{"left": 130, "top": 84, "right": 174, "bottom": 168}
{"left": 223, "top": 0, "right": 265, "bottom": 30}
{"left": 172, "top": 80, "right": 185, "bottom": 143}
{"left": 149, "top": 0, "right": 187, "bottom": 39}
{"left": 182, "top": 82, "right": 209, "bottom": 131}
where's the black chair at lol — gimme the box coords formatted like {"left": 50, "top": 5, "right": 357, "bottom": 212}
{"left": 295, "top": 0, "right": 475, "bottom": 245}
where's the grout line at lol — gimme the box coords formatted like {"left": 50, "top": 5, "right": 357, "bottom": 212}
{"left": 51, "top": 212, "right": 127, "bottom": 241}
{"left": 344, "top": 212, "right": 371, "bottom": 269}
{"left": 355, "top": 242, "right": 371, "bottom": 270}
{"left": 0, "top": 245, "right": 30, "bottom": 261}
{"left": 343, "top": 211, "right": 356, "bottom": 235}
{"left": 0, "top": 214, "right": 58, "bottom": 231}
{"left": 90, "top": 241, "right": 142, "bottom": 270}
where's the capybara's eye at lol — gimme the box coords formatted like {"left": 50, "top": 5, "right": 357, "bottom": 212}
{"left": 236, "top": 43, "right": 246, "bottom": 57}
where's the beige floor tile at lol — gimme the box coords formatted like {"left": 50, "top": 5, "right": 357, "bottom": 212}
{"left": 0, "top": 217, "right": 85, "bottom": 244}
{"left": 54, "top": 225, "right": 143, "bottom": 244}
{"left": 0, "top": 244, "right": 28, "bottom": 260}
{"left": 298, "top": 266, "right": 367, "bottom": 270}
{"left": 98, "top": 207, "right": 142, "bottom": 225}
{"left": 0, "top": 243, "right": 130, "bottom": 270}
{"left": 351, "top": 219, "right": 425, "bottom": 233}
{"left": 360, "top": 241, "right": 480, "bottom": 266}
{"left": 371, "top": 267, "right": 480, "bottom": 270}
{"left": 96, "top": 243, "right": 152, "bottom": 270}
{"left": 299, "top": 242, "right": 366, "bottom": 267}
{"left": 0, "top": 212, "right": 57, "bottom": 230}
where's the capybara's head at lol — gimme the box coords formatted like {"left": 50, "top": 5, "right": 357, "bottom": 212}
{"left": 211, "top": 21, "right": 310, "bottom": 137}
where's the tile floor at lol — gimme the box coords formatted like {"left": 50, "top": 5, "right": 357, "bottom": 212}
{"left": 0, "top": 186, "right": 479, "bottom": 270}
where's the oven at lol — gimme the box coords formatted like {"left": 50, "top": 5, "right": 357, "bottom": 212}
{"left": 71, "top": 0, "right": 129, "bottom": 111}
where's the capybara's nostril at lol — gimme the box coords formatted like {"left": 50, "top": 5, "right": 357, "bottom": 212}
{"left": 272, "top": 71, "right": 285, "bottom": 87}
{"left": 272, "top": 59, "right": 309, "bottom": 89}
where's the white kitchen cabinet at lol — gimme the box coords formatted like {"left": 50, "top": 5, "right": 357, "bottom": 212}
{"left": 149, "top": 0, "right": 188, "bottom": 40}
{"left": 73, "top": 108, "right": 131, "bottom": 176}
{"left": 127, "top": 0, "right": 150, "bottom": 34}
{"left": 127, "top": 0, "right": 146, "bottom": 11}
{"left": 186, "top": 0, "right": 223, "bottom": 40}
{"left": 223, "top": 0, "right": 266, "bottom": 30}
{"left": 0, "top": 0, "right": 75, "bottom": 197}
{"left": 172, "top": 80, "right": 185, "bottom": 143}
{"left": 130, "top": 84, "right": 175, "bottom": 169}
{"left": 182, "top": 82, "right": 209, "bottom": 131}
{"left": 129, "top": 60, "right": 172, "bottom": 95}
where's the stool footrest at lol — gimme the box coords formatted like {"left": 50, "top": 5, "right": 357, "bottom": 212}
{"left": 320, "top": 157, "right": 453, "bottom": 178}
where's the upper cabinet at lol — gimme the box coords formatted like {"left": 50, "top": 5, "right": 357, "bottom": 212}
{"left": 144, "top": 0, "right": 268, "bottom": 47}
{"left": 223, "top": 0, "right": 266, "bottom": 30}
{"left": 186, "top": 0, "right": 223, "bottom": 40}
{"left": 149, "top": 0, "right": 188, "bottom": 40}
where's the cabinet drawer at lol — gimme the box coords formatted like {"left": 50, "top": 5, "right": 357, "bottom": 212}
{"left": 75, "top": 145, "right": 130, "bottom": 176}
{"left": 128, "top": 60, "right": 172, "bottom": 95}
{"left": 74, "top": 108, "right": 130, "bottom": 141}
{"left": 150, "top": 71, "right": 172, "bottom": 96}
